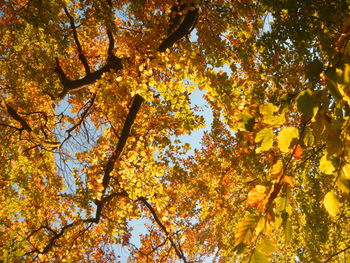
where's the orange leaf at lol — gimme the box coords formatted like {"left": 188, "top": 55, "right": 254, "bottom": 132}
{"left": 282, "top": 176, "right": 295, "bottom": 187}
{"left": 293, "top": 145, "right": 303, "bottom": 159}
{"left": 247, "top": 185, "right": 267, "bottom": 207}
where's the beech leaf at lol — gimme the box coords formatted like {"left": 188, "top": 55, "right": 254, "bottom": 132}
{"left": 319, "top": 154, "right": 335, "bottom": 175}
{"left": 323, "top": 191, "right": 341, "bottom": 217}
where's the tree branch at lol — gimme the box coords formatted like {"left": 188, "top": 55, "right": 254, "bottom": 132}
{"left": 138, "top": 196, "right": 189, "bottom": 263}
{"left": 64, "top": 7, "right": 90, "bottom": 75}
{"left": 42, "top": 2, "right": 200, "bottom": 258}
{"left": 55, "top": 55, "right": 123, "bottom": 99}
{"left": 159, "top": 5, "right": 199, "bottom": 52}
{"left": 92, "top": 94, "right": 145, "bottom": 221}
{"left": 30, "top": 94, "right": 144, "bottom": 257}
{"left": 324, "top": 245, "right": 350, "bottom": 263}
{"left": 55, "top": 2, "right": 199, "bottom": 98}
{"left": 60, "top": 93, "right": 96, "bottom": 147}
{"left": 0, "top": 96, "right": 59, "bottom": 148}
{"left": 107, "top": 28, "right": 115, "bottom": 56}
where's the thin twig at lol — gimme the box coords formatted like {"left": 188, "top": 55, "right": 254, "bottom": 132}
{"left": 323, "top": 245, "right": 350, "bottom": 263}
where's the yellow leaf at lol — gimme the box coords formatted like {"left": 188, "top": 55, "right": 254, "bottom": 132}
{"left": 269, "top": 160, "right": 283, "bottom": 179}
{"left": 319, "top": 154, "right": 335, "bottom": 175}
{"left": 255, "top": 216, "right": 265, "bottom": 235}
{"left": 259, "top": 103, "right": 276, "bottom": 116}
{"left": 277, "top": 127, "right": 299, "bottom": 153}
{"left": 255, "top": 128, "right": 273, "bottom": 152}
{"left": 342, "top": 164, "right": 350, "bottom": 179}
{"left": 323, "top": 191, "right": 341, "bottom": 217}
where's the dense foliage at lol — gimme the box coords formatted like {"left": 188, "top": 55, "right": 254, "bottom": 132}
{"left": 1, "top": 0, "right": 350, "bottom": 262}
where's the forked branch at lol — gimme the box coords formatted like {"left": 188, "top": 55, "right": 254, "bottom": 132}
{"left": 138, "top": 197, "right": 189, "bottom": 263}
{"left": 0, "top": 96, "right": 59, "bottom": 148}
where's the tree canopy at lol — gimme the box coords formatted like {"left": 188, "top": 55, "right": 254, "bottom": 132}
{"left": 1, "top": 0, "right": 350, "bottom": 262}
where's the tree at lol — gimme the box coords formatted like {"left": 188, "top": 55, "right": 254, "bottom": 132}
{"left": 0, "top": 0, "right": 350, "bottom": 262}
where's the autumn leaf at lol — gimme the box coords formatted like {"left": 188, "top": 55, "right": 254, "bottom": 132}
{"left": 235, "top": 215, "right": 260, "bottom": 248}
{"left": 243, "top": 238, "right": 276, "bottom": 263}
{"left": 255, "top": 128, "right": 273, "bottom": 152}
{"left": 303, "top": 128, "right": 314, "bottom": 146}
{"left": 277, "top": 127, "right": 299, "bottom": 153}
{"left": 323, "top": 191, "right": 341, "bottom": 217}
{"left": 269, "top": 160, "right": 283, "bottom": 179}
{"left": 259, "top": 103, "right": 276, "bottom": 116}
{"left": 296, "top": 89, "right": 318, "bottom": 119}
{"left": 247, "top": 185, "right": 268, "bottom": 208}
{"left": 292, "top": 144, "right": 303, "bottom": 159}
{"left": 319, "top": 153, "right": 335, "bottom": 175}
{"left": 1, "top": 0, "right": 350, "bottom": 262}
{"left": 342, "top": 163, "right": 350, "bottom": 179}
{"left": 282, "top": 176, "right": 295, "bottom": 187}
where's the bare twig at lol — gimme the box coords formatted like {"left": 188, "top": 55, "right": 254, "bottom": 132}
{"left": 60, "top": 93, "right": 96, "bottom": 147}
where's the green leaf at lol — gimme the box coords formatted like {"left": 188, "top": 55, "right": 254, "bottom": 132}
{"left": 255, "top": 216, "right": 265, "bottom": 235}
{"left": 326, "top": 128, "right": 343, "bottom": 155}
{"left": 240, "top": 113, "right": 255, "bottom": 132}
{"left": 244, "top": 249, "right": 269, "bottom": 263}
{"left": 277, "top": 127, "right": 299, "bottom": 153}
{"left": 244, "top": 238, "right": 276, "bottom": 263}
{"left": 306, "top": 59, "right": 323, "bottom": 83}
{"left": 258, "top": 237, "right": 276, "bottom": 256}
{"left": 283, "top": 218, "right": 292, "bottom": 245}
{"left": 319, "top": 154, "right": 335, "bottom": 175}
{"left": 234, "top": 215, "right": 259, "bottom": 248}
{"left": 326, "top": 63, "right": 350, "bottom": 104}
{"left": 297, "top": 89, "right": 317, "bottom": 119}
{"left": 275, "top": 195, "right": 288, "bottom": 214}
{"left": 255, "top": 128, "right": 273, "bottom": 152}
{"left": 303, "top": 127, "right": 314, "bottom": 146}
{"left": 323, "top": 191, "right": 341, "bottom": 217}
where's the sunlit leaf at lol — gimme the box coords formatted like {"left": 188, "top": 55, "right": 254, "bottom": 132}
{"left": 342, "top": 164, "right": 350, "bottom": 179}
{"left": 319, "top": 153, "right": 335, "bottom": 175}
{"left": 303, "top": 127, "right": 314, "bottom": 146}
{"left": 259, "top": 103, "right": 276, "bottom": 116}
{"left": 277, "top": 127, "right": 299, "bottom": 153}
{"left": 336, "top": 172, "right": 350, "bottom": 193}
{"left": 255, "top": 128, "right": 273, "bottom": 152}
{"left": 235, "top": 215, "right": 260, "bottom": 248}
{"left": 292, "top": 144, "right": 303, "bottom": 159}
{"left": 269, "top": 160, "right": 283, "bottom": 179}
{"left": 323, "top": 191, "right": 341, "bottom": 217}
{"left": 247, "top": 185, "right": 268, "bottom": 208}
{"left": 282, "top": 176, "right": 295, "bottom": 187}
